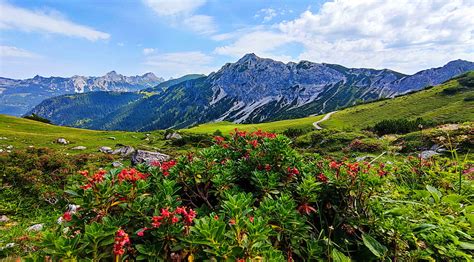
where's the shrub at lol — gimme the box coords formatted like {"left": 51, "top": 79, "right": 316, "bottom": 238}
{"left": 22, "top": 114, "right": 51, "bottom": 124}
{"left": 372, "top": 118, "right": 434, "bottom": 136}
{"left": 347, "top": 138, "right": 384, "bottom": 152}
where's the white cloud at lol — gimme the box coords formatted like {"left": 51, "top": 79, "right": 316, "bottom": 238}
{"left": 143, "top": 0, "right": 216, "bottom": 35}
{"left": 143, "top": 0, "right": 206, "bottom": 16}
{"left": 117, "top": 42, "right": 125, "bottom": 47}
{"left": 0, "top": 45, "right": 39, "bottom": 58}
{"left": 216, "top": 0, "right": 474, "bottom": 73}
{"left": 255, "top": 8, "right": 277, "bottom": 23}
{"left": 182, "top": 15, "right": 216, "bottom": 35}
{"left": 143, "top": 48, "right": 156, "bottom": 55}
{"left": 0, "top": 2, "right": 110, "bottom": 41}
{"left": 143, "top": 51, "right": 217, "bottom": 78}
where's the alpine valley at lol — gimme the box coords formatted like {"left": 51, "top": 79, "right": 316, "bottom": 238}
{"left": 0, "top": 71, "right": 164, "bottom": 116}
{"left": 27, "top": 54, "right": 474, "bottom": 131}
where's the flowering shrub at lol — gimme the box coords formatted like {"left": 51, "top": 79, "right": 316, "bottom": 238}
{"left": 29, "top": 129, "right": 473, "bottom": 261}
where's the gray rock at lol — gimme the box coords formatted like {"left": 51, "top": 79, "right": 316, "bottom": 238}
{"left": 0, "top": 149, "right": 3, "bottom": 153}
{"left": 27, "top": 223, "right": 44, "bottom": 232}
{"left": 6, "top": 145, "right": 13, "bottom": 149}
{"left": 108, "top": 136, "right": 116, "bottom": 140}
{"left": 355, "top": 155, "right": 373, "bottom": 162}
{"left": 71, "top": 146, "right": 87, "bottom": 150}
{"left": 0, "top": 215, "right": 9, "bottom": 223}
{"left": 112, "top": 161, "right": 123, "bottom": 168}
{"left": 112, "top": 146, "right": 135, "bottom": 157}
{"left": 99, "top": 146, "right": 113, "bottom": 153}
{"left": 166, "top": 132, "right": 182, "bottom": 140}
{"left": 131, "top": 149, "right": 170, "bottom": 165}
{"left": 56, "top": 138, "right": 69, "bottom": 145}
{"left": 419, "top": 150, "right": 439, "bottom": 159}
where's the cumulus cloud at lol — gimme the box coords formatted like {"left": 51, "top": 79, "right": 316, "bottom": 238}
{"left": 255, "top": 8, "right": 277, "bottom": 23}
{"left": 143, "top": 51, "right": 217, "bottom": 78}
{"left": 143, "top": 0, "right": 216, "bottom": 35}
{"left": 0, "top": 2, "right": 110, "bottom": 41}
{"left": 216, "top": 0, "right": 474, "bottom": 73}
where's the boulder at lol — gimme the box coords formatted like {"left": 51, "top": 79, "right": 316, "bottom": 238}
{"left": 56, "top": 138, "right": 69, "bottom": 145}
{"left": 27, "top": 223, "right": 44, "bottom": 232}
{"left": 131, "top": 149, "right": 170, "bottom": 165}
{"left": 166, "top": 132, "right": 183, "bottom": 140}
{"left": 71, "top": 146, "right": 87, "bottom": 150}
{"left": 112, "top": 161, "right": 123, "bottom": 168}
{"left": 419, "top": 150, "right": 439, "bottom": 159}
{"left": 99, "top": 146, "right": 113, "bottom": 154}
{"left": 112, "top": 146, "right": 135, "bottom": 157}
{"left": 0, "top": 215, "right": 9, "bottom": 223}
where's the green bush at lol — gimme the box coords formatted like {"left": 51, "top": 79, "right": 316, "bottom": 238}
{"left": 372, "top": 118, "right": 434, "bottom": 136}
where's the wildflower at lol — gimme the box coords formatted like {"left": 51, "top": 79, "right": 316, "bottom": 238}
{"left": 298, "top": 203, "right": 316, "bottom": 215}
{"left": 161, "top": 208, "right": 171, "bottom": 218}
{"left": 249, "top": 139, "right": 258, "bottom": 148}
{"left": 62, "top": 212, "right": 72, "bottom": 222}
{"left": 113, "top": 229, "right": 130, "bottom": 256}
{"left": 214, "top": 215, "right": 219, "bottom": 220}
{"left": 171, "top": 216, "right": 179, "bottom": 224}
{"left": 249, "top": 216, "right": 254, "bottom": 223}
{"left": 265, "top": 164, "right": 271, "bottom": 171}
{"left": 287, "top": 167, "right": 300, "bottom": 178}
{"left": 152, "top": 216, "right": 163, "bottom": 228}
{"left": 214, "top": 136, "right": 225, "bottom": 144}
{"left": 137, "top": 228, "right": 148, "bottom": 237}
{"left": 229, "top": 218, "right": 236, "bottom": 225}
{"left": 317, "top": 173, "right": 328, "bottom": 183}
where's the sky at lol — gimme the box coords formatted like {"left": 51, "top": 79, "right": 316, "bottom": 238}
{"left": 0, "top": 0, "right": 473, "bottom": 79}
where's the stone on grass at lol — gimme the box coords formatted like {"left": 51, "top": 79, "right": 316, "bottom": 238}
{"left": 99, "top": 146, "right": 113, "bottom": 153}
{"left": 112, "top": 161, "right": 123, "bottom": 168}
{"left": 419, "top": 150, "right": 439, "bottom": 160}
{"left": 71, "top": 146, "right": 87, "bottom": 150}
{"left": 166, "top": 132, "right": 182, "bottom": 140}
{"left": 0, "top": 215, "right": 9, "bottom": 223}
{"left": 56, "top": 138, "right": 69, "bottom": 145}
{"left": 112, "top": 146, "right": 135, "bottom": 157}
{"left": 131, "top": 150, "right": 170, "bottom": 165}
{"left": 27, "top": 224, "right": 44, "bottom": 232}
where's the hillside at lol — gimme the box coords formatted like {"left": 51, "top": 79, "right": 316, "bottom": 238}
{"left": 187, "top": 71, "right": 474, "bottom": 134}
{"left": 28, "top": 54, "right": 474, "bottom": 131}
{"left": 0, "top": 71, "right": 163, "bottom": 116}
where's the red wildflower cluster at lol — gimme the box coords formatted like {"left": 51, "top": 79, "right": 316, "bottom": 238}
{"left": 329, "top": 161, "right": 342, "bottom": 170}
{"left": 345, "top": 162, "right": 359, "bottom": 178}
{"left": 117, "top": 168, "right": 147, "bottom": 183}
{"left": 62, "top": 211, "right": 72, "bottom": 222}
{"left": 152, "top": 160, "right": 177, "bottom": 177}
{"left": 251, "top": 129, "right": 277, "bottom": 139}
{"left": 287, "top": 167, "right": 300, "bottom": 178}
{"left": 113, "top": 229, "right": 130, "bottom": 256}
{"left": 214, "top": 136, "right": 225, "bottom": 144}
{"left": 249, "top": 139, "right": 259, "bottom": 148}
{"left": 79, "top": 170, "right": 106, "bottom": 190}
{"left": 150, "top": 206, "right": 197, "bottom": 229}
{"left": 377, "top": 163, "right": 388, "bottom": 177}
{"left": 317, "top": 173, "right": 328, "bottom": 183}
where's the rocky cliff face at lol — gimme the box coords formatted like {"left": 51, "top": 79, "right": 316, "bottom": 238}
{"left": 28, "top": 54, "right": 474, "bottom": 131}
{"left": 0, "top": 72, "right": 164, "bottom": 116}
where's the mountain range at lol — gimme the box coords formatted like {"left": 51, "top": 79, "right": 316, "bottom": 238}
{"left": 28, "top": 54, "right": 474, "bottom": 131}
{"left": 0, "top": 71, "right": 164, "bottom": 116}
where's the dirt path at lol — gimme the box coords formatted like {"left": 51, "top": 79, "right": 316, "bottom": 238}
{"left": 313, "top": 111, "right": 337, "bottom": 130}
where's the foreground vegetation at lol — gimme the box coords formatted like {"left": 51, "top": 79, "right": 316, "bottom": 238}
{"left": 1, "top": 129, "right": 473, "bottom": 260}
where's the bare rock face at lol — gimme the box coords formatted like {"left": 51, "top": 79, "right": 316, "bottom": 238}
{"left": 131, "top": 150, "right": 170, "bottom": 165}
{"left": 112, "top": 146, "right": 135, "bottom": 157}
{"left": 166, "top": 132, "right": 182, "bottom": 140}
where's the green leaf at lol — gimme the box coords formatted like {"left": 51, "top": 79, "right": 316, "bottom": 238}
{"left": 362, "top": 234, "right": 387, "bottom": 258}
{"left": 331, "top": 248, "right": 351, "bottom": 262}
{"left": 64, "top": 190, "right": 80, "bottom": 197}
{"left": 459, "top": 241, "right": 474, "bottom": 250}
{"left": 426, "top": 185, "right": 442, "bottom": 203}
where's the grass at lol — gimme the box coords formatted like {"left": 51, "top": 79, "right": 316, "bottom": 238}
{"left": 184, "top": 115, "right": 323, "bottom": 134}
{"left": 0, "top": 114, "right": 181, "bottom": 155}
{"left": 321, "top": 74, "right": 474, "bottom": 130}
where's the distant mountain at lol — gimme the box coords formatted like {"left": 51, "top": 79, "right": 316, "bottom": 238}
{"left": 0, "top": 71, "right": 164, "bottom": 116}
{"left": 29, "top": 54, "right": 474, "bottom": 131}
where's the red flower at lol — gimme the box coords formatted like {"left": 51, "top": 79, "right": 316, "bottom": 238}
{"left": 249, "top": 139, "right": 258, "bottom": 148}
{"left": 298, "top": 203, "right": 317, "bottom": 215}
{"left": 152, "top": 216, "right": 163, "bottom": 228}
{"left": 265, "top": 164, "right": 271, "bottom": 171}
{"left": 249, "top": 216, "right": 254, "bottom": 223}
{"left": 287, "top": 167, "right": 300, "bottom": 178}
{"left": 229, "top": 218, "right": 236, "bottom": 225}
{"left": 137, "top": 228, "right": 148, "bottom": 237}
{"left": 113, "top": 229, "right": 130, "bottom": 256}
{"left": 317, "top": 173, "right": 328, "bottom": 183}
{"left": 62, "top": 211, "right": 72, "bottom": 221}
{"left": 214, "top": 136, "right": 225, "bottom": 144}
{"left": 171, "top": 216, "right": 179, "bottom": 224}
{"left": 161, "top": 208, "right": 171, "bottom": 218}
{"left": 214, "top": 215, "right": 219, "bottom": 220}
{"left": 329, "top": 161, "right": 341, "bottom": 169}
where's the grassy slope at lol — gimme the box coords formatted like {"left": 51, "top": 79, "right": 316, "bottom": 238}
{"left": 186, "top": 72, "right": 474, "bottom": 134}
{"left": 184, "top": 115, "right": 323, "bottom": 134}
{"left": 321, "top": 74, "right": 474, "bottom": 130}
{"left": 0, "top": 114, "right": 179, "bottom": 155}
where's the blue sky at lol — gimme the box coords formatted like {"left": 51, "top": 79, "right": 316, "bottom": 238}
{"left": 1, "top": 0, "right": 473, "bottom": 79}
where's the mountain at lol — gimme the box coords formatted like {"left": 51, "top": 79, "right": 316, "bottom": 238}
{"left": 0, "top": 71, "right": 164, "bottom": 116}
{"left": 29, "top": 54, "right": 474, "bottom": 131}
